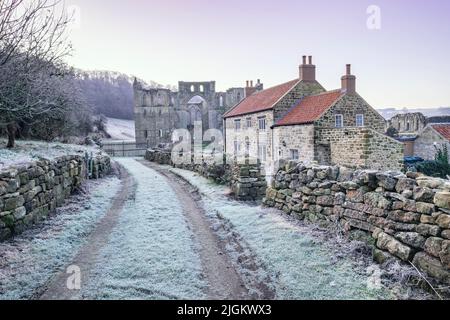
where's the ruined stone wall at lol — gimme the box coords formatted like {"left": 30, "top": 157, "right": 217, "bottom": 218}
{"left": 145, "top": 150, "right": 266, "bottom": 201}
{"left": 415, "top": 126, "right": 450, "bottom": 161}
{"left": 263, "top": 162, "right": 450, "bottom": 285}
{"left": 389, "top": 112, "right": 427, "bottom": 135}
{"left": 316, "top": 128, "right": 404, "bottom": 171}
{"left": 0, "top": 155, "right": 111, "bottom": 241}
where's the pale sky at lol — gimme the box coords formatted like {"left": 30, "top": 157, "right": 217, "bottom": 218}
{"left": 64, "top": 0, "right": 450, "bottom": 109}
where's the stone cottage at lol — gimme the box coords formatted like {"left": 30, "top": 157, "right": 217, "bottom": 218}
{"left": 223, "top": 56, "right": 404, "bottom": 178}
{"left": 415, "top": 124, "right": 450, "bottom": 160}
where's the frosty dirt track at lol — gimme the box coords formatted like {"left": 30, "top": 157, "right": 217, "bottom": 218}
{"left": 2, "top": 158, "right": 409, "bottom": 300}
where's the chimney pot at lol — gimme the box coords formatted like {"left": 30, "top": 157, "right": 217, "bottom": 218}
{"left": 246, "top": 80, "right": 249, "bottom": 87}
{"left": 250, "top": 80, "right": 253, "bottom": 87}
{"left": 308, "top": 56, "right": 312, "bottom": 65}
{"left": 302, "top": 56, "right": 307, "bottom": 65}
{"left": 346, "top": 64, "right": 351, "bottom": 75}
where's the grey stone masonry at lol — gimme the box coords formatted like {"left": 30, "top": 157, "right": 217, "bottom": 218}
{"left": 0, "top": 154, "right": 111, "bottom": 241}
{"left": 263, "top": 160, "right": 450, "bottom": 285}
{"left": 145, "top": 149, "right": 266, "bottom": 201}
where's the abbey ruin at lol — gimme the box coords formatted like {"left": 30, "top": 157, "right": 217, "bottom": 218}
{"left": 133, "top": 79, "right": 263, "bottom": 146}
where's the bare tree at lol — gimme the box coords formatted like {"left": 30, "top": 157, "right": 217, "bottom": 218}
{"left": 0, "top": 0, "right": 74, "bottom": 148}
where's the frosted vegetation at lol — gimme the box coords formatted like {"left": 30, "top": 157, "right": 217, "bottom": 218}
{"left": 0, "top": 140, "right": 101, "bottom": 170}
{"left": 170, "top": 167, "right": 390, "bottom": 300}
{"left": 104, "top": 118, "right": 136, "bottom": 141}
{"left": 77, "top": 158, "right": 206, "bottom": 300}
{"left": 0, "top": 177, "right": 121, "bottom": 300}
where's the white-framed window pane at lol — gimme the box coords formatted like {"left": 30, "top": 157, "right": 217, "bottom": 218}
{"left": 258, "top": 144, "right": 267, "bottom": 162}
{"left": 234, "top": 119, "right": 241, "bottom": 131}
{"left": 356, "top": 114, "right": 364, "bottom": 127}
{"left": 290, "top": 149, "right": 299, "bottom": 160}
{"left": 258, "top": 117, "right": 266, "bottom": 131}
{"left": 335, "top": 115, "right": 343, "bottom": 128}
{"left": 246, "top": 118, "right": 252, "bottom": 128}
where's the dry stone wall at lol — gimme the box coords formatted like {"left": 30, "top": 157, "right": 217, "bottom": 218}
{"left": 0, "top": 154, "right": 111, "bottom": 241}
{"left": 145, "top": 149, "right": 266, "bottom": 201}
{"left": 263, "top": 161, "right": 450, "bottom": 285}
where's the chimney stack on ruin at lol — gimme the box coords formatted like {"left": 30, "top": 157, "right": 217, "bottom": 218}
{"left": 299, "top": 55, "right": 316, "bottom": 81}
{"left": 341, "top": 64, "right": 356, "bottom": 94}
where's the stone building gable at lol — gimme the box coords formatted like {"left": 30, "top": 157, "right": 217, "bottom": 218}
{"left": 314, "top": 93, "right": 386, "bottom": 133}
{"left": 415, "top": 125, "right": 450, "bottom": 161}
{"left": 272, "top": 80, "right": 325, "bottom": 122}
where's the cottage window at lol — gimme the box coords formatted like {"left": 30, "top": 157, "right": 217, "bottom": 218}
{"left": 234, "top": 140, "right": 241, "bottom": 154}
{"left": 258, "top": 144, "right": 267, "bottom": 163}
{"left": 258, "top": 117, "right": 266, "bottom": 131}
{"left": 356, "top": 114, "right": 364, "bottom": 127}
{"left": 234, "top": 119, "right": 241, "bottom": 131}
{"left": 144, "top": 130, "right": 148, "bottom": 139}
{"left": 290, "top": 149, "right": 299, "bottom": 161}
{"left": 219, "top": 96, "right": 224, "bottom": 107}
{"left": 246, "top": 117, "right": 252, "bottom": 128}
{"left": 335, "top": 114, "right": 344, "bottom": 128}
{"left": 245, "top": 137, "right": 250, "bottom": 156}
{"left": 159, "top": 129, "right": 163, "bottom": 138}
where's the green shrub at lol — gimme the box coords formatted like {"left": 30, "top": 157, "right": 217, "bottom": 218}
{"left": 416, "top": 144, "right": 450, "bottom": 178}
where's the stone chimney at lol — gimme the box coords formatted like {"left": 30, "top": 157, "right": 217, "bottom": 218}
{"left": 341, "top": 64, "right": 356, "bottom": 94}
{"left": 299, "top": 55, "right": 316, "bottom": 81}
{"left": 245, "top": 80, "right": 257, "bottom": 97}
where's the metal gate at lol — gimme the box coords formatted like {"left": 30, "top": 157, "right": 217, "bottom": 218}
{"left": 102, "top": 141, "right": 149, "bottom": 157}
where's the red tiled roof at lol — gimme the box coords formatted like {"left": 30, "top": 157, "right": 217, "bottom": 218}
{"left": 275, "top": 90, "right": 344, "bottom": 126}
{"left": 431, "top": 124, "right": 450, "bottom": 141}
{"left": 224, "top": 79, "right": 299, "bottom": 118}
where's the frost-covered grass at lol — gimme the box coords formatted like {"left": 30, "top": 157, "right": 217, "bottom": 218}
{"left": 78, "top": 158, "right": 206, "bottom": 300}
{"left": 104, "top": 118, "right": 135, "bottom": 141}
{"left": 170, "top": 167, "right": 392, "bottom": 300}
{"left": 0, "top": 139, "right": 101, "bottom": 170}
{"left": 0, "top": 177, "right": 121, "bottom": 300}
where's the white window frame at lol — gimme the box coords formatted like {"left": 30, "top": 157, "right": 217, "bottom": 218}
{"left": 258, "top": 117, "right": 267, "bottom": 131}
{"left": 290, "top": 149, "right": 299, "bottom": 161}
{"left": 258, "top": 144, "right": 267, "bottom": 163}
{"left": 234, "top": 140, "right": 241, "bottom": 154}
{"left": 234, "top": 119, "right": 241, "bottom": 131}
{"left": 356, "top": 114, "right": 364, "bottom": 127}
{"left": 246, "top": 117, "right": 252, "bottom": 129}
{"left": 335, "top": 114, "right": 344, "bottom": 128}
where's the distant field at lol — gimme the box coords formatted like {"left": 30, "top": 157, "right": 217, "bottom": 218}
{"left": 105, "top": 118, "right": 135, "bottom": 141}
